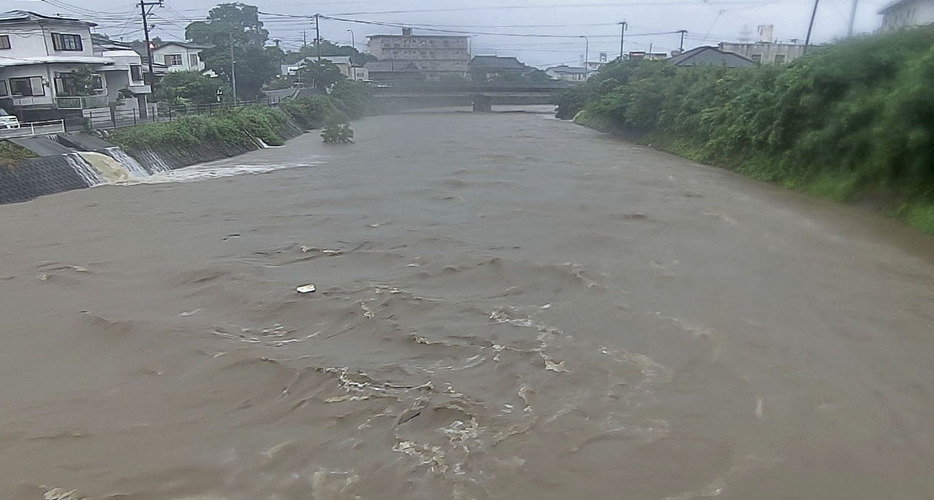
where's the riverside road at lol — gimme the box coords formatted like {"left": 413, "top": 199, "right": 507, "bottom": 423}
{"left": 0, "top": 109, "right": 932, "bottom": 500}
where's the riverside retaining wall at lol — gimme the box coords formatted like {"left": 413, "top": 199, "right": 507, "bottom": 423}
{"left": 0, "top": 118, "right": 308, "bottom": 205}
{"left": 0, "top": 155, "right": 87, "bottom": 204}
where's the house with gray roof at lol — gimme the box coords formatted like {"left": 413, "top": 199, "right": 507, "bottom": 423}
{"left": 668, "top": 46, "right": 757, "bottom": 68}
{"left": 469, "top": 56, "right": 530, "bottom": 82}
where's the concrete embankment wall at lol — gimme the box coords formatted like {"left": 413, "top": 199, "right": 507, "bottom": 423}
{"left": 0, "top": 155, "right": 87, "bottom": 204}
{"left": 0, "top": 118, "right": 306, "bottom": 205}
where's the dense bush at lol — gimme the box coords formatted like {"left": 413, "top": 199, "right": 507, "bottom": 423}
{"left": 328, "top": 80, "right": 372, "bottom": 120}
{"left": 110, "top": 87, "right": 372, "bottom": 154}
{"left": 557, "top": 27, "right": 934, "bottom": 232}
{"left": 279, "top": 96, "right": 344, "bottom": 130}
{"left": 111, "top": 105, "right": 287, "bottom": 150}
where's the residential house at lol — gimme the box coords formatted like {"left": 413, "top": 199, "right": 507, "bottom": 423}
{"left": 879, "top": 0, "right": 934, "bottom": 32}
{"left": 362, "top": 60, "right": 423, "bottom": 85}
{"left": 0, "top": 10, "right": 151, "bottom": 122}
{"left": 469, "top": 56, "right": 529, "bottom": 82}
{"left": 546, "top": 65, "right": 587, "bottom": 82}
{"left": 668, "top": 46, "right": 758, "bottom": 68}
{"left": 367, "top": 28, "right": 470, "bottom": 81}
{"left": 718, "top": 42, "right": 806, "bottom": 64}
{"left": 281, "top": 56, "right": 369, "bottom": 81}
{"left": 92, "top": 35, "right": 150, "bottom": 111}
{"left": 151, "top": 41, "right": 211, "bottom": 73}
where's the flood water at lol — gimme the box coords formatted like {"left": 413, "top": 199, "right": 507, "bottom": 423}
{"left": 1, "top": 110, "right": 933, "bottom": 500}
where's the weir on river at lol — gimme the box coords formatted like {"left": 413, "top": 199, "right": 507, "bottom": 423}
{"left": 62, "top": 147, "right": 170, "bottom": 187}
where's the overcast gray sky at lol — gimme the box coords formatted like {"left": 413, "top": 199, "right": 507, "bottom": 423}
{"left": 9, "top": 0, "right": 895, "bottom": 67}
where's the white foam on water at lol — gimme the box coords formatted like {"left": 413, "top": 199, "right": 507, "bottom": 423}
{"left": 64, "top": 153, "right": 105, "bottom": 187}
{"left": 104, "top": 147, "right": 150, "bottom": 178}
{"left": 125, "top": 159, "right": 324, "bottom": 185}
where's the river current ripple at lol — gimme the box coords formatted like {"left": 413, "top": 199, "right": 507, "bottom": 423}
{"left": 1, "top": 110, "right": 933, "bottom": 500}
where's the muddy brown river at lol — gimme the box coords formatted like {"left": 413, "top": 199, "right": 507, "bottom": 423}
{"left": 1, "top": 110, "right": 933, "bottom": 500}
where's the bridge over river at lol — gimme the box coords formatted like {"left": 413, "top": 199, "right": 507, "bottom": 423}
{"left": 370, "top": 82, "right": 567, "bottom": 111}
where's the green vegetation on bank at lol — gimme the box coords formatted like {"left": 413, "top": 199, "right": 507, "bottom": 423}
{"left": 111, "top": 84, "right": 370, "bottom": 152}
{"left": 556, "top": 28, "right": 934, "bottom": 234}
{"left": 0, "top": 141, "right": 37, "bottom": 167}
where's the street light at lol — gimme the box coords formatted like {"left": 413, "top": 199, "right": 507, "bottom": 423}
{"left": 580, "top": 35, "right": 590, "bottom": 80}
{"left": 347, "top": 29, "right": 355, "bottom": 51}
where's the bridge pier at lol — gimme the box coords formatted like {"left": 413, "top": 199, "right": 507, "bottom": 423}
{"left": 471, "top": 94, "right": 492, "bottom": 112}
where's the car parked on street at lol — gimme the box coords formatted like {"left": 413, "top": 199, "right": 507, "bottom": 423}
{"left": 0, "top": 109, "right": 20, "bottom": 129}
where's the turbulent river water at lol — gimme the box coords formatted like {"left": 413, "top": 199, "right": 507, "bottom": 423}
{"left": 1, "top": 110, "right": 933, "bottom": 500}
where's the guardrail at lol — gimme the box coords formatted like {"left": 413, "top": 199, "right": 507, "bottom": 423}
{"left": 0, "top": 120, "right": 66, "bottom": 140}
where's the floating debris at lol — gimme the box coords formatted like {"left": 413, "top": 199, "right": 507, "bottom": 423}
{"left": 296, "top": 284, "right": 317, "bottom": 294}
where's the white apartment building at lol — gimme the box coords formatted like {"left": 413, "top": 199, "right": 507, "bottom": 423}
{"left": 366, "top": 28, "right": 470, "bottom": 80}
{"left": 879, "top": 0, "right": 934, "bottom": 32}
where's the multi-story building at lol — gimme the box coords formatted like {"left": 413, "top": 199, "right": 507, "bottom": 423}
{"left": 366, "top": 28, "right": 470, "bottom": 81}
{"left": 879, "top": 0, "right": 934, "bottom": 32}
{"left": 718, "top": 42, "right": 806, "bottom": 65}
{"left": 0, "top": 10, "right": 151, "bottom": 121}
{"left": 151, "top": 41, "right": 211, "bottom": 73}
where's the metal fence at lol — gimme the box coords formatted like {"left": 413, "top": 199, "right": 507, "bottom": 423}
{"left": 0, "top": 120, "right": 66, "bottom": 140}
{"left": 83, "top": 99, "right": 279, "bottom": 131}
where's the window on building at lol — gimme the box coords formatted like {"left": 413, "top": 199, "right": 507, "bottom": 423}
{"left": 0, "top": 80, "right": 7, "bottom": 96}
{"left": 774, "top": 54, "right": 786, "bottom": 64}
{"left": 189, "top": 53, "right": 200, "bottom": 67}
{"left": 130, "top": 64, "right": 143, "bottom": 82}
{"left": 0, "top": 35, "right": 10, "bottom": 50}
{"left": 51, "top": 33, "right": 83, "bottom": 51}
{"left": 54, "top": 72, "right": 103, "bottom": 96}
{"left": 165, "top": 54, "right": 183, "bottom": 66}
{"left": 751, "top": 54, "right": 762, "bottom": 63}
{"left": 9, "top": 76, "right": 44, "bottom": 96}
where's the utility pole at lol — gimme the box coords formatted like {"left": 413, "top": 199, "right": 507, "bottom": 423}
{"left": 302, "top": 30, "right": 307, "bottom": 48}
{"left": 315, "top": 14, "right": 322, "bottom": 61}
{"left": 138, "top": 0, "right": 163, "bottom": 118}
{"left": 229, "top": 32, "right": 237, "bottom": 105}
{"left": 847, "top": 0, "right": 859, "bottom": 37}
{"left": 677, "top": 29, "right": 687, "bottom": 52}
{"left": 805, "top": 0, "right": 820, "bottom": 54}
{"left": 618, "top": 21, "right": 627, "bottom": 60}
{"left": 347, "top": 29, "right": 355, "bottom": 70}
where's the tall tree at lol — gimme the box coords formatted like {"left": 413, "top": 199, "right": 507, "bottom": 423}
{"left": 185, "top": 3, "right": 276, "bottom": 100}
{"left": 185, "top": 3, "right": 268, "bottom": 47}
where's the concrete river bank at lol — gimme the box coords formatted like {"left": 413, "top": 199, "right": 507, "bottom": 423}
{"left": 1, "top": 110, "right": 932, "bottom": 500}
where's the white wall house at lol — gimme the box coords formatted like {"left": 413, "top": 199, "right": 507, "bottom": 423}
{"left": 546, "top": 65, "right": 587, "bottom": 82}
{"left": 151, "top": 41, "right": 211, "bottom": 73}
{"left": 879, "top": 0, "right": 934, "bottom": 32}
{"left": 0, "top": 10, "right": 151, "bottom": 121}
{"left": 281, "top": 56, "right": 369, "bottom": 81}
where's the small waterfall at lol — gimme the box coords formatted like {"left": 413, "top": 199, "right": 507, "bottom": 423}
{"left": 104, "top": 147, "right": 149, "bottom": 177}
{"left": 64, "top": 153, "right": 105, "bottom": 187}
{"left": 135, "top": 149, "right": 172, "bottom": 173}
{"left": 77, "top": 152, "right": 134, "bottom": 183}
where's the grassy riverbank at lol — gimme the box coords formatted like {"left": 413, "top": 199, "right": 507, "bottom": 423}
{"left": 0, "top": 142, "right": 37, "bottom": 167}
{"left": 111, "top": 81, "right": 371, "bottom": 154}
{"left": 556, "top": 28, "right": 934, "bottom": 234}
